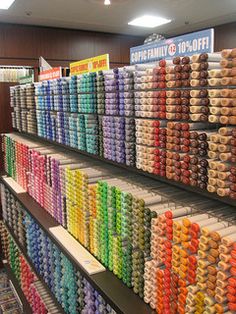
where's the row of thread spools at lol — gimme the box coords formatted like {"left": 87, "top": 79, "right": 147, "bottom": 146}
{"left": 9, "top": 49, "right": 236, "bottom": 201}
{"left": 0, "top": 189, "right": 118, "bottom": 314}
{"left": 10, "top": 48, "right": 236, "bottom": 138}
{"left": 11, "top": 48, "right": 236, "bottom": 129}
{"left": 2, "top": 133, "right": 236, "bottom": 313}
{"left": 3, "top": 121, "right": 236, "bottom": 201}
{"left": 0, "top": 223, "right": 61, "bottom": 314}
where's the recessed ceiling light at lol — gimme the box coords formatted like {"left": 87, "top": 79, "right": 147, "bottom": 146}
{"left": 128, "top": 15, "right": 171, "bottom": 28}
{"left": 104, "top": 0, "right": 111, "bottom": 5}
{"left": 0, "top": 0, "right": 16, "bottom": 10}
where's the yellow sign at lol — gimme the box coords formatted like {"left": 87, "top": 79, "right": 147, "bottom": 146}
{"left": 70, "top": 54, "right": 110, "bottom": 76}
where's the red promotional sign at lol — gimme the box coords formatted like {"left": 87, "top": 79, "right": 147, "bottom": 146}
{"left": 39, "top": 67, "right": 62, "bottom": 81}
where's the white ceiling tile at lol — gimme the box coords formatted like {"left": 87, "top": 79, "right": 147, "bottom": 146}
{"left": 0, "top": 0, "right": 235, "bottom": 36}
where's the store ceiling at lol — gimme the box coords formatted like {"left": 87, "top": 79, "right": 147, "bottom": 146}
{"left": 0, "top": 0, "right": 236, "bottom": 37}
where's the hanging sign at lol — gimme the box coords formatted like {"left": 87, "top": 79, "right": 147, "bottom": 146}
{"left": 130, "top": 28, "right": 214, "bottom": 64}
{"left": 39, "top": 56, "right": 52, "bottom": 71}
{"left": 70, "top": 54, "right": 110, "bottom": 76}
{"left": 39, "top": 67, "right": 62, "bottom": 81}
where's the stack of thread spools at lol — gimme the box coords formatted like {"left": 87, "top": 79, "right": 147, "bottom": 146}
{"left": 103, "top": 69, "right": 125, "bottom": 163}
{"left": 207, "top": 127, "right": 235, "bottom": 198}
{"left": 0, "top": 224, "right": 61, "bottom": 313}
{"left": 166, "top": 56, "right": 191, "bottom": 121}
{"left": 96, "top": 71, "right": 105, "bottom": 157}
{"left": 190, "top": 87, "right": 209, "bottom": 122}
{"left": 134, "top": 62, "right": 166, "bottom": 119}
{"left": 35, "top": 76, "right": 100, "bottom": 153}
{"left": 218, "top": 49, "right": 236, "bottom": 125}
{"left": 121, "top": 66, "right": 137, "bottom": 166}
{"left": 25, "top": 83, "right": 37, "bottom": 134}
{"left": 10, "top": 85, "right": 27, "bottom": 132}
{"left": 96, "top": 71, "right": 105, "bottom": 115}
{"left": 1, "top": 185, "right": 26, "bottom": 248}
{"left": 191, "top": 52, "right": 221, "bottom": 89}
{"left": 20, "top": 256, "right": 61, "bottom": 313}
{"left": 102, "top": 116, "right": 125, "bottom": 163}
{"left": 9, "top": 48, "right": 236, "bottom": 203}
{"left": 230, "top": 128, "right": 236, "bottom": 199}
{"left": 3, "top": 133, "right": 236, "bottom": 313}
{"left": 203, "top": 49, "right": 236, "bottom": 125}
{"left": 122, "top": 66, "right": 135, "bottom": 117}
{"left": 135, "top": 119, "right": 166, "bottom": 175}
{"left": 0, "top": 194, "right": 118, "bottom": 314}
{"left": 104, "top": 69, "right": 120, "bottom": 115}
{"left": 77, "top": 73, "right": 97, "bottom": 113}
{"left": 165, "top": 122, "right": 211, "bottom": 189}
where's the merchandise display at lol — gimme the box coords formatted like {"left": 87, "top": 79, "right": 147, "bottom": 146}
{"left": 1, "top": 225, "right": 61, "bottom": 314}
{"left": 207, "top": 127, "right": 236, "bottom": 198}
{"left": 0, "top": 268, "right": 22, "bottom": 313}
{"left": 1, "top": 132, "right": 236, "bottom": 313}
{"left": 0, "top": 186, "right": 117, "bottom": 314}
{"left": 0, "top": 66, "right": 33, "bottom": 83}
{"left": 10, "top": 84, "right": 37, "bottom": 135}
{"left": 1, "top": 17, "right": 236, "bottom": 314}
{"left": 10, "top": 49, "right": 236, "bottom": 203}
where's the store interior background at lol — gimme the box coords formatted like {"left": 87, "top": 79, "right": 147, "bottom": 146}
{"left": 1, "top": 0, "right": 236, "bottom": 312}
{"left": 0, "top": 0, "right": 236, "bottom": 134}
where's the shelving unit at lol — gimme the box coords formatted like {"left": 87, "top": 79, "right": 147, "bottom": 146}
{"left": 18, "top": 131, "right": 236, "bottom": 208}
{"left": 2, "top": 261, "right": 32, "bottom": 314}
{"left": 0, "top": 174, "right": 153, "bottom": 314}
{"left": 2, "top": 222, "right": 66, "bottom": 314}
{"left": 2, "top": 131, "right": 236, "bottom": 313}
{"left": 5, "top": 49, "right": 236, "bottom": 314}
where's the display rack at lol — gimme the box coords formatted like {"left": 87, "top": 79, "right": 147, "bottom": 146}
{"left": 18, "top": 131, "right": 236, "bottom": 208}
{"left": 2, "top": 222, "right": 66, "bottom": 314}
{"left": 0, "top": 174, "right": 154, "bottom": 314}
{"left": 2, "top": 261, "right": 32, "bottom": 314}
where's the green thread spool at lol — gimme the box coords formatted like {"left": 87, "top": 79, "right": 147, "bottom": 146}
{"left": 121, "top": 190, "right": 133, "bottom": 285}
{"left": 113, "top": 235, "right": 119, "bottom": 276}
{"left": 116, "top": 235, "right": 122, "bottom": 279}
{"left": 9, "top": 237, "right": 20, "bottom": 283}
{"left": 108, "top": 232, "right": 113, "bottom": 271}
{"left": 98, "top": 181, "right": 109, "bottom": 266}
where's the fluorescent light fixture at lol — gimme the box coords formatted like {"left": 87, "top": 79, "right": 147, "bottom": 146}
{"left": 128, "top": 15, "right": 171, "bottom": 28}
{"left": 0, "top": 0, "right": 16, "bottom": 9}
{"left": 104, "top": 0, "right": 111, "bottom": 5}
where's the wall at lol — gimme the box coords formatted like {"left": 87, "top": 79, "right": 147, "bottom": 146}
{"left": 0, "top": 23, "right": 143, "bottom": 68}
{"left": 215, "top": 22, "right": 236, "bottom": 51}
{"left": 0, "top": 83, "right": 14, "bottom": 133}
{"left": 0, "top": 21, "right": 236, "bottom": 69}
